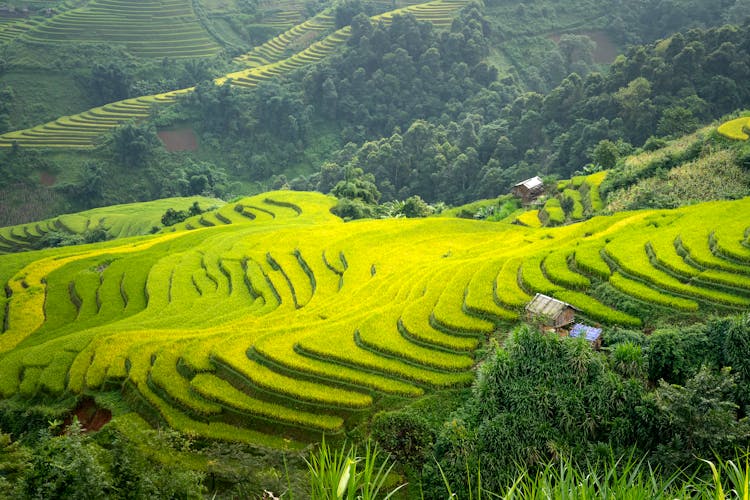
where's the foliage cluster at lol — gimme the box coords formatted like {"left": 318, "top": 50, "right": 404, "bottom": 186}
{"left": 279, "top": 15, "right": 750, "bottom": 206}
{"left": 0, "top": 421, "right": 204, "bottom": 499}
{"left": 160, "top": 201, "right": 205, "bottom": 227}
{"left": 416, "top": 317, "right": 750, "bottom": 495}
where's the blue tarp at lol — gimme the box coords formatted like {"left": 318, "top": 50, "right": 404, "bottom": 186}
{"left": 569, "top": 323, "right": 602, "bottom": 342}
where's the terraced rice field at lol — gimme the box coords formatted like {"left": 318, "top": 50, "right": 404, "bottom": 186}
{"left": 0, "top": 196, "right": 221, "bottom": 254}
{"left": 1, "top": 190, "right": 748, "bottom": 447}
{"left": 0, "top": 16, "right": 41, "bottom": 43}
{"left": 21, "top": 0, "right": 220, "bottom": 58}
{"left": 233, "top": 9, "right": 335, "bottom": 68}
{"left": 256, "top": 0, "right": 306, "bottom": 28}
{"left": 0, "top": 0, "right": 469, "bottom": 149}
{"left": 518, "top": 171, "right": 606, "bottom": 227}
{"left": 718, "top": 116, "right": 750, "bottom": 140}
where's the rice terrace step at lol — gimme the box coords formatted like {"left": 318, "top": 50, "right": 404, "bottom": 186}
{"left": 1, "top": 190, "right": 749, "bottom": 446}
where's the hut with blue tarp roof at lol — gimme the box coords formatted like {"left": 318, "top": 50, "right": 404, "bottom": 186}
{"left": 569, "top": 323, "right": 603, "bottom": 349}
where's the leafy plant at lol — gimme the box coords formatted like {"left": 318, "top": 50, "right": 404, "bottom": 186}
{"left": 305, "top": 438, "right": 405, "bottom": 499}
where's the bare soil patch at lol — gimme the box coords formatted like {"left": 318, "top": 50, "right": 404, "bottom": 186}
{"left": 158, "top": 127, "right": 199, "bottom": 152}
{"left": 39, "top": 171, "right": 56, "bottom": 186}
{"left": 64, "top": 397, "right": 112, "bottom": 433}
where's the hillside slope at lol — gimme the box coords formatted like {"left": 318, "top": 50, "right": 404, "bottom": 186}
{"left": 0, "top": 191, "right": 748, "bottom": 447}
{"left": 0, "top": 0, "right": 468, "bottom": 149}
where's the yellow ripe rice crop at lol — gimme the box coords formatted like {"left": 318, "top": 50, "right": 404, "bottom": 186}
{"left": 515, "top": 209, "right": 543, "bottom": 228}
{"left": 2, "top": 191, "right": 750, "bottom": 446}
{"left": 717, "top": 116, "right": 750, "bottom": 140}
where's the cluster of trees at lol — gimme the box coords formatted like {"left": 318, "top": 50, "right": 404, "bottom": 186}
{"left": 304, "top": 6, "right": 493, "bottom": 139}
{"left": 105, "top": 122, "right": 232, "bottom": 200}
{"left": 610, "top": 0, "right": 749, "bottom": 45}
{"left": 160, "top": 5, "right": 496, "bottom": 187}
{"left": 30, "top": 122, "right": 235, "bottom": 216}
{"left": 30, "top": 227, "right": 110, "bottom": 250}
{"left": 89, "top": 58, "right": 223, "bottom": 106}
{"left": 0, "top": 399, "right": 313, "bottom": 498}
{"left": 160, "top": 201, "right": 205, "bottom": 226}
{"left": 310, "top": 20, "right": 750, "bottom": 205}
{"left": 297, "top": 118, "right": 524, "bottom": 205}
{"left": 0, "top": 85, "right": 13, "bottom": 134}
{"left": 373, "top": 314, "right": 750, "bottom": 496}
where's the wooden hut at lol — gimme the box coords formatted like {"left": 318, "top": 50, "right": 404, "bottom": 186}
{"left": 511, "top": 176, "right": 545, "bottom": 204}
{"left": 569, "top": 323, "right": 603, "bottom": 350}
{"left": 525, "top": 293, "right": 577, "bottom": 329}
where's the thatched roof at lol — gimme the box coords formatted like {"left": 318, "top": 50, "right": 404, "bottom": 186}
{"left": 525, "top": 293, "right": 576, "bottom": 318}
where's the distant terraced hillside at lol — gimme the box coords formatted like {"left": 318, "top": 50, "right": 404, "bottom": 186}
{"left": 0, "top": 196, "right": 221, "bottom": 254}
{"left": 21, "top": 0, "right": 220, "bottom": 58}
{"left": 0, "top": 16, "right": 42, "bottom": 43}
{"left": 0, "top": 0, "right": 469, "bottom": 149}
{"left": 256, "top": 0, "right": 307, "bottom": 28}
{"left": 1, "top": 191, "right": 748, "bottom": 447}
{"left": 233, "top": 9, "right": 336, "bottom": 68}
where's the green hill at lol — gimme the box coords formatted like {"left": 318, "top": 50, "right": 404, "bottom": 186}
{"left": 0, "top": 0, "right": 468, "bottom": 149}
{"left": 1, "top": 190, "right": 748, "bottom": 447}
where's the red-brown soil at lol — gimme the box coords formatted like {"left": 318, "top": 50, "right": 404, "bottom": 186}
{"left": 64, "top": 398, "right": 112, "bottom": 433}
{"left": 158, "top": 128, "right": 199, "bottom": 152}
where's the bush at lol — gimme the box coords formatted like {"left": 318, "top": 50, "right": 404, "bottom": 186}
{"left": 161, "top": 202, "right": 204, "bottom": 226}
{"left": 646, "top": 325, "right": 710, "bottom": 385}
{"left": 431, "top": 325, "right": 643, "bottom": 492}
{"left": 401, "top": 195, "right": 433, "bottom": 218}
{"left": 20, "top": 422, "right": 111, "bottom": 500}
{"left": 371, "top": 410, "right": 433, "bottom": 470}
{"left": 331, "top": 198, "right": 374, "bottom": 220}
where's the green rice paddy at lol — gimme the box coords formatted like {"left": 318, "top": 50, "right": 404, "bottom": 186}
{"left": 1, "top": 190, "right": 748, "bottom": 447}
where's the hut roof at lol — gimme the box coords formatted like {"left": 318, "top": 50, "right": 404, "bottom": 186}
{"left": 569, "top": 323, "right": 602, "bottom": 342}
{"left": 514, "top": 176, "right": 543, "bottom": 191}
{"left": 525, "top": 293, "right": 576, "bottom": 318}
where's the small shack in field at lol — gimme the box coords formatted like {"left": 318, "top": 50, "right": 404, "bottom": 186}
{"left": 525, "top": 293, "right": 577, "bottom": 329}
{"left": 569, "top": 323, "right": 603, "bottom": 350}
{"left": 512, "top": 176, "right": 545, "bottom": 204}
